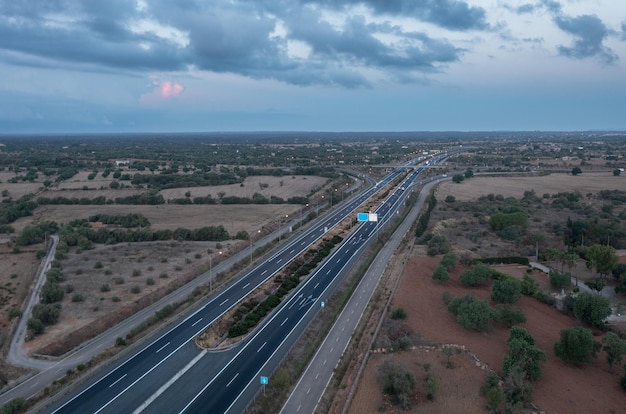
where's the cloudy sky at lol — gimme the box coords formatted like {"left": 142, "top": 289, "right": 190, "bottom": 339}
{"left": 1, "top": 0, "right": 625, "bottom": 133}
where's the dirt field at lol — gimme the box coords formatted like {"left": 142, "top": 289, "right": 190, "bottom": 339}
{"left": 2, "top": 172, "right": 328, "bottom": 362}
{"left": 19, "top": 204, "right": 297, "bottom": 235}
{"left": 160, "top": 175, "right": 328, "bottom": 200}
{"left": 348, "top": 254, "right": 625, "bottom": 413}
{"left": 437, "top": 171, "right": 626, "bottom": 202}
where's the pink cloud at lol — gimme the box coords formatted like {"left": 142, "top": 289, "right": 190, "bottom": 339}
{"left": 140, "top": 79, "right": 184, "bottom": 104}
{"left": 160, "top": 81, "right": 184, "bottom": 97}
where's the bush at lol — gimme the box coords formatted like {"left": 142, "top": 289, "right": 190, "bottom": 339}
{"left": 520, "top": 275, "right": 538, "bottom": 296}
{"left": 32, "top": 303, "right": 61, "bottom": 325}
{"left": 459, "top": 263, "right": 492, "bottom": 287}
{"left": 94, "top": 261, "right": 103, "bottom": 269}
{"left": 491, "top": 278, "right": 522, "bottom": 304}
{"left": 1, "top": 398, "right": 26, "bottom": 414}
{"left": 432, "top": 265, "right": 450, "bottom": 283}
{"left": 100, "top": 284, "right": 111, "bottom": 292}
{"left": 130, "top": 285, "right": 141, "bottom": 294}
{"left": 494, "top": 304, "right": 526, "bottom": 326}
{"left": 27, "top": 318, "right": 44, "bottom": 336}
{"left": 390, "top": 308, "right": 407, "bottom": 320}
{"left": 146, "top": 277, "right": 155, "bottom": 285}
{"left": 40, "top": 281, "right": 64, "bottom": 304}
{"left": 572, "top": 292, "right": 611, "bottom": 328}
{"left": 448, "top": 294, "right": 494, "bottom": 331}
{"left": 8, "top": 307, "right": 21, "bottom": 320}
{"left": 440, "top": 252, "right": 457, "bottom": 270}
{"left": 71, "top": 293, "right": 84, "bottom": 302}
{"left": 554, "top": 327, "right": 601, "bottom": 365}
{"left": 549, "top": 270, "right": 571, "bottom": 289}
{"left": 377, "top": 359, "right": 416, "bottom": 408}
{"left": 426, "top": 234, "right": 451, "bottom": 256}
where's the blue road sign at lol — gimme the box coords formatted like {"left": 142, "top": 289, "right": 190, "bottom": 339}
{"left": 357, "top": 212, "right": 369, "bottom": 221}
{"left": 260, "top": 376, "right": 269, "bottom": 385}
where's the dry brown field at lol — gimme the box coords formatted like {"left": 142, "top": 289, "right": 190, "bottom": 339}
{"left": 348, "top": 255, "right": 625, "bottom": 414}
{"left": 160, "top": 175, "right": 328, "bottom": 200}
{"left": 438, "top": 171, "right": 626, "bottom": 202}
{"left": 10, "top": 174, "right": 325, "bottom": 234}
{"left": 2, "top": 172, "right": 328, "bottom": 364}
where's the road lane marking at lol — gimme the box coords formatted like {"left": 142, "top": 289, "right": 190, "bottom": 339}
{"left": 307, "top": 387, "right": 311, "bottom": 394}
{"left": 191, "top": 318, "right": 203, "bottom": 327}
{"left": 314, "top": 282, "right": 319, "bottom": 289}
{"left": 289, "top": 249, "right": 295, "bottom": 254}
{"left": 156, "top": 342, "right": 170, "bottom": 353}
{"left": 261, "top": 270, "right": 267, "bottom": 275}
{"left": 219, "top": 299, "right": 229, "bottom": 306}
{"left": 281, "top": 318, "right": 289, "bottom": 326}
{"left": 132, "top": 351, "right": 207, "bottom": 414}
{"left": 277, "top": 258, "right": 282, "bottom": 263}
{"left": 226, "top": 373, "right": 240, "bottom": 387}
{"left": 326, "top": 269, "right": 331, "bottom": 275}
{"left": 109, "top": 374, "right": 127, "bottom": 388}
{"left": 243, "top": 282, "right": 250, "bottom": 289}
{"left": 257, "top": 342, "right": 267, "bottom": 353}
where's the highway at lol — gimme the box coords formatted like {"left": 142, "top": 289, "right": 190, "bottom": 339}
{"left": 146, "top": 168, "right": 425, "bottom": 414}
{"left": 42, "top": 167, "right": 413, "bottom": 413}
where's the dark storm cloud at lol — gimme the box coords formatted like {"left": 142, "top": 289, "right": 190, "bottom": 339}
{"left": 0, "top": 0, "right": 466, "bottom": 87}
{"left": 298, "top": 0, "right": 488, "bottom": 30}
{"left": 554, "top": 14, "right": 617, "bottom": 64}
{"left": 505, "top": 0, "right": 561, "bottom": 15}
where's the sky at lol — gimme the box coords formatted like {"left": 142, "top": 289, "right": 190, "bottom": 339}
{"left": 0, "top": 0, "right": 625, "bottom": 133}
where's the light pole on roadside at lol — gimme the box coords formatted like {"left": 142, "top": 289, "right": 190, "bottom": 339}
{"left": 209, "top": 250, "right": 222, "bottom": 292}
{"left": 250, "top": 229, "right": 261, "bottom": 265}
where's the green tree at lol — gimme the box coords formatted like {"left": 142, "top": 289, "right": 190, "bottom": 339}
{"left": 613, "top": 169, "right": 621, "bottom": 176}
{"left": 40, "top": 281, "right": 64, "bottom": 304}
{"left": 459, "top": 262, "right": 492, "bottom": 287}
{"left": 432, "top": 265, "right": 450, "bottom": 283}
{"left": 602, "top": 332, "right": 626, "bottom": 372}
{"left": 440, "top": 252, "right": 457, "bottom": 270}
{"left": 587, "top": 244, "right": 618, "bottom": 280}
{"left": 503, "top": 327, "right": 547, "bottom": 381}
{"left": 452, "top": 174, "right": 464, "bottom": 183}
{"left": 31, "top": 303, "right": 61, "bottom": 325}
{"left": 572, "top": 292, "right": 611, "bottom": 328}
{"left": 571, "top": 166, "right": 582, "bottom": 176}
{"left": 480, "top": 373, "right": 505, "bottom": 412}
{"left": 491, "top": 278, "right": 522, "bottom": 304}
{"left": 549, "top": 270, "right": 571, "bottom": 289}
{"left": 554, "top": 327, "right": 601, "bottom": 365}
{"left": 464, "top": 168, "right": 474, "bottom": 179}
{"left": 494, "top": 304, "right": 526, "bottom": 326}
{"left": 447, "top": 294, "right": 494, "bottom": 331}
{"left": 426, "top": 234, "right": 451, "bottom": 256}
{"left": 27, "top": 317, "right": 44, "bottom": 336}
